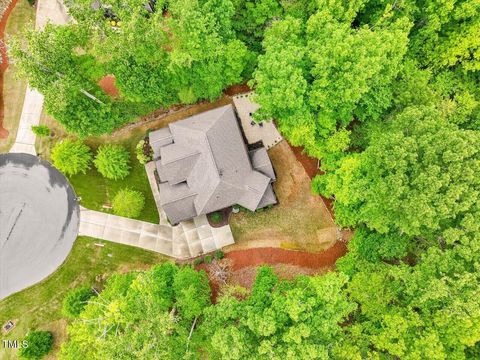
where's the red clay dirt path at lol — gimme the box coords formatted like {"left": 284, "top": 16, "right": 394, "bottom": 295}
{"left": 226, "top": 242, "right": 347, "bottom": 271}
{"left": 198, "top": 242, "right": 348, "bottom": 301}
{"left": 289, "top": 141, "right": 335, "bottom": 218}
{"left": 0, "top": 0, "right": 18, "bottom": 138}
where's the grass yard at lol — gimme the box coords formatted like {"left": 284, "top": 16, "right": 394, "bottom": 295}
{"left": 229, "top": 141, "right": 337, "bottom": 253}
{"left": 36, "top": 114, "right": 160, "bottom": 223}
{"left": 0, "top": 0, "right": 35, "bottom": 152}
{"left": 0, "top": 236, "right": 167, "bottom": 360}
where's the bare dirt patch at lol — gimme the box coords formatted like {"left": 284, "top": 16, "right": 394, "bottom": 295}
{"left": 198, "top": 243, "right": 347, "bottom": 302}
{"left": 229, "top": 141, "right": 338, "bottom": 253}
{"left": 98, "top": 75, "right": 120, "bottom": 98}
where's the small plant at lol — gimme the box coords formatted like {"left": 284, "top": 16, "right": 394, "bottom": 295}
{"left": 112, "top": 188, "right": 145, "bottom": 218}
{"left": 209, "top": 212, "right": 223, "bottom": 224}
{"left": 204, "top": 255, "right": 213, "bottom": 264}
{"left": 31, "top": 125, "right": 50, "bottom": 137}
{"left": 136, "top": 139, "right": 152, "bottom": 164}
{"left": 214, "top": 250, "right": 224, "bottom": 260}
{"left": 94, "top": 144, "right": 131, "bottom": 180}
{"left": 62, "top": 286, "right": 95, "bottom": 318}
{"left": 193, "top": 258, "right": 203, "bottom": 266}
{"left": 51, "top": 139, "right": 92, "bottom": 176}
{"left": 18, "top": 330, "right": 53, "bottom": 359}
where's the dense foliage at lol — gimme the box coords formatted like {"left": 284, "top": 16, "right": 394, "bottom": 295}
{"left": 9, "top": 0, "right": 256, "bottom": 136}
{"left": 62, "top": 287, "right": 96, "bottom": 318}
{"left": 93, "top": 144, "right": 131, "bottom": 180}
{"left": 51, "top": 139, "right": 92, "bottom": 176}
{"left": 59, "top": 263, "right": 210, "bottom": 359}
{"left": 18, "top": 330, "right": 54, "bottom": 359}
{"left": 112, "top": 188, "right": 145, "bottom": 218}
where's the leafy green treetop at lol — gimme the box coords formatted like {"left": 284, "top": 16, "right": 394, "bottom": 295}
{"left": 93, "top": 144, "right": 131, "bottom": 180}
{"left": 51, "top": 139, "right": 92, "bottom": 176}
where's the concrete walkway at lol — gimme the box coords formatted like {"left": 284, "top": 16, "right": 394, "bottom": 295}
{"left": 233, "top": 92, "right": 283, "bottom": 149}
{"left": 79, "top": 207, "right": 235, "bottom": 259}
{"left": 10, "top": 0, "right": 69, "bottom": 155}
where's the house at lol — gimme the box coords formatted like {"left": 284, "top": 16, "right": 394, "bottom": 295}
{"left": 149, "top": 104, "right": 277, "bottom": 224}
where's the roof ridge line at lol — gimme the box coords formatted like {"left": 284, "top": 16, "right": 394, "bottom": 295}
{"left": 162, "top": 149, "right": 200, "bottom": 165}
{"left": 162, "top": 190, "right": 198, "bottom": 205}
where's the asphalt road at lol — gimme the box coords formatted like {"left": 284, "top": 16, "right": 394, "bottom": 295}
{"left": 0, "top": 153, "right": 79, "bottom": 299}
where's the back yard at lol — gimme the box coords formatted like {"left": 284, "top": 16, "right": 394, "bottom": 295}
{"left": 229, "top": 141, "right": 340, "bottom": 253}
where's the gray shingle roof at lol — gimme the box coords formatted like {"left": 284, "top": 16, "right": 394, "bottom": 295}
{"left": 149, "top": 104, "right": 277, "bottom": 223}
{"left": 150, "top": 127, "right": 173, "bottom": 160}
{"left": 249, "top": 147, "right": 276, "bottom": 181}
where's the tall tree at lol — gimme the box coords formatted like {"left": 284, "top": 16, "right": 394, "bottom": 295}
{"left": 314, "top": 105, "right": 480, "bottom": 238}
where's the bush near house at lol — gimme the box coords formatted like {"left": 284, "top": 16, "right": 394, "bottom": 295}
{"left": 51, "top": 139, "right": 92, "bottom": 176}
{"left": 135, "top": 139, "right": 152, "bottom": 164}
{"left": 209, "top": 212, "right": 223, "bottom": 224}
{"left": 18, "top": 330, "right": 53, "bottom": 359}
{"left": 112, "top": 188, "right": 145, "bottom": 218}
{"left": 94, "top": 144, "right": 131, "bottom": 180}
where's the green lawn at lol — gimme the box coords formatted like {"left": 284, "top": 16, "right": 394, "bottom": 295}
{"left": 0, "top": 0, "right": 35, "bottom": 153}
{"left": 36, "top": 116, "right": 159, "bottom": 223}
{"left": 70, "top": 130, "right": 159, "bottom": 223}
{"left": 0, "top": 236, "right": 167, "bottom": 359}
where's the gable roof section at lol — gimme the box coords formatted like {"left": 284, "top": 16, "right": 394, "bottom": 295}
{"left": 149, "top": 127, "right": 173, "bottom": 160}
{"left": 150, "top": 104, "right": 277, "bottom": 223}
{"left": 236, "top": 171, "right": 271, "bottom": 211}
{"left": 249, "top": 147, "right": 276, "bottom": 181}
{"left": 157, "top": 144, "right": 200, "bottom": 184}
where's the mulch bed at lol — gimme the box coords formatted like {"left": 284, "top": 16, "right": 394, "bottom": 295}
{"left": 207, "top": 207, "right": 232, "bottom": 228}
{"left": 0, "top": 0, "right": 18, "bottom": 139}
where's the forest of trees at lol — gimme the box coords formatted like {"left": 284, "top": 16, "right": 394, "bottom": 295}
{"left": 10, "top": 0, "right": 480, "bottom": 358}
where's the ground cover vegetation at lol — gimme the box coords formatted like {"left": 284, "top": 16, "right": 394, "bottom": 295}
{"left": 6, "top": 0, "right": 480, "bottom": 358}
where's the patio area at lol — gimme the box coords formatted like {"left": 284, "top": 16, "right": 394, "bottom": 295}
{"left": 232, "top": 92, "right": 283, "bottom": 149}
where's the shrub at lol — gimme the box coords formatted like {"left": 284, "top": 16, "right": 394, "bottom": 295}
{"left": 204, "top": 255, "right": 213, "bottom": 264}
{"left": 209, "top": 212, "right": 223, "bottom": 224}
{"left": 31, "top": 125, "right": 50, "bottom": 137}
{"left": 214, "top": 250, "right": 224, "bottom": 260}
{"left": 18, "top": 330, "right": 53, "bottom": 359}
{"left": 136, "top": 139, "right": 152, "bottom": 164}
{"left": 112, "top": 188, "right": 145, "bottom": 218}
{"left": 62, "top": 287, "right": 95, "bottom": 318}
{"left": 51, "top": 139, "right": 92, "bottom": 176}
{"left": 94, "top": 144, "right": 131, "bottom": 180}
{"left": 193, "top": 258, "right": 203, "bottom": 266}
